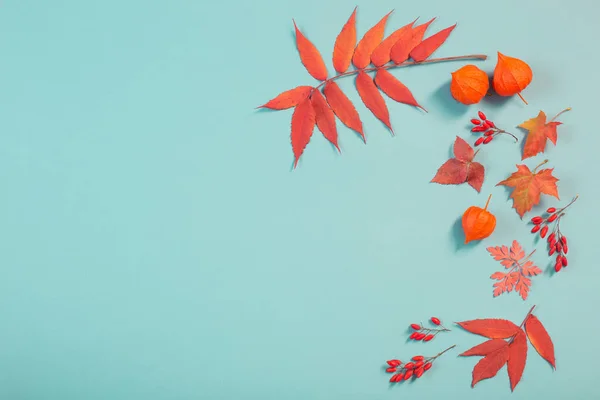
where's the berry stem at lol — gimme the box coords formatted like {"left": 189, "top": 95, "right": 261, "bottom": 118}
{"left": 432, "top": 344, "right": 456, "bottom": 359}
{"left": 550, "top": 107, "right": 572, "bottom": 122}
{"left": 495, "top": 129, "right": 519, "bottom": 142}
{"left": 533, "top": 159, "right": 549, "bottom": 173}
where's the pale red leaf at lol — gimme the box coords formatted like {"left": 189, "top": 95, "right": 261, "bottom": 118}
{"left": 390, "top": 18, "right": 435, "bottom": 64}
{"left": 431, "top": 159, "right": 467, "bottom": 185}
{"left": 453, "top": 136, "right": 474, "bottom": 162}
{"left": 291, "top": 97, "right": 316, "bottom": 168}
{"left": 457, "top": 319, "right": 520, "bottom": 339}
{"left": 519, "top": 111, "right": 564, "bottom": 160}
{"left": 521, "top": 261, "right": 542, "bottom": 277}
{"left": 371, "top": 19, "right": 416, "bottom": 67}
{"left": 507, "top": 330, "right": 528, "bottom": 391}
{"left": 332, "top": 8, "right": 357, "bottom": 73}
{"left": 509, "top": 240, "right": 525, "bottom": 261}
{"left": 310, "top": 90, "right": 339, "bottom": 151}
{"left": 460, "top": 339, "right": 507, "bottom": 357}
{"left": 515, "top": 276, "right": 531, "bottom": 300}
{"left": 293, "top": 20, "right": 328, "bottom": 81}
{"left": 466, "top": 162, "right": 484, "bottom": 192}
{"left": 490, "top": 272, "right": 506, "bottom": 281}
{"left": 487, "top": 245, "right": 514, "bottom": 268}
{"left": 471, "top": 346, "right": 509, "bottom": 387}
{"left": 374, "top": 69, "right": 425, "bottom": 110}
{"left": 352, "top": 11, "right": 393, "bottom": 69}
{"left": 525, "top": 314, "right": 556, "bottom": 369}
{"left": 323, "top": 81, "right": 364, "bottom": 142}
{"left": 355, "top": 71, "right": 393, "bottom": 133}
{"left": 259, "top": 86, "right": 313, "bottom": 110}
{"left": 410, "top": 24, "right": 456, "bottom": 62}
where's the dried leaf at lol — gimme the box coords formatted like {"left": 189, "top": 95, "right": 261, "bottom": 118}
{"left": 497, "top": 164, "right": 560, "bottom": 218}
{"left": 355, "top": 71, "right": 393, "bottom": 133}
{"left": 332, "top": 8, "right": 357, "bottom": 73}
{"left": 352, "top": 11, "right": 393, "bottom": 69}
{"left": 323, "top": 81, "right": 364, "bottom": 142}
{"left": 488, "top": 240, "right": 540, "bottom": 300}
{"left": 291, "top": 97, "right": 316, "bottom": 167}
{"left": 454, "top": 134, "right": 474, "bottom": 162}
{"left": 457, "top": 319, "right": 520, "bottom": 339}
{"left": 471, "top": 346, "right": 509, "bottom": 387}
{"left": 450, "top": 65, "right": 489, "bottom": 105}
{"left": 493, "top": 52, "right": 532, "bottom": 101}
{"left": 460, "top": 339, "right": 507, "bottom": 357}
{"left": 507, "top": 330, "right": 528, "bottom": 391}
{"left": 389, "top": 18, "right": 435, "bottom": 64}
{"left": 525, "top": 315, "right": 556, "bottom": 369}
{"left": 293, "top": 20, "right": 328, "bottom": 81}
{"left": 431, "top": 136, "right": 484, "bottom": 192}
{"left": 410, "top": 24, "right": 456, "bottom": 62}
{"left": 311, "top": 90, "right": 340, "bottom": 151}
{"left": 259, "top": 86, "right": 314, "bottom": 110}
{"left": 519, "top": 110, "right": 568, "bottom": 160}
{"left": 374, "top": 69, "right": 425, "bottom": 110}
{"left": 371, "top": 20, "right": 416, "bottom": 67}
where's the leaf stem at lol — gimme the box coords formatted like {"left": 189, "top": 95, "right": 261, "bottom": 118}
{"left": 495, "top": 129, "right": 519, "bottom": 142}
{"left": 550, "top": 107, "right": 572, "bottom": 122}
{"left": 533, "top": 159, "right": 549, "bottom": 173}
{"left": 508, "top": 305, "right": 536, "bottom": 344}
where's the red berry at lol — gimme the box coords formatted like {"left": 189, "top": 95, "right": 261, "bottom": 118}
{"left": 478, "top": 111, "right": 487, "bottom": 120}
{"left": 555, "top": 262, "right": 562, "bottom": 272}
{"left": 556, "top": 242, "right": 562, "bottom": 253}
{"left": 404, "top": 362, "right": 415, "bottom": 370}
{"left": 540, "top": 226, "right": 548, "bottom": 238}
{"left": 531, "top": 225, "right": 541, "bottom": 233}
{"left": 531, "top": 216, "right": 543, "bottom": 225}
{"left": 387, "top": 360, "right": 401, "bottom": 367}
{"left": 386, "top": 367, "right": 397, "bottom": 373}
{"left": 546, "top": 207, "right": 557, "bottom": 213}
{"left": 483, "top": 121, "right": 492, "bottom": 129}
{"left": 415, "top": 367, "right": 424, "bottom": 378}
{"left": 474, "top": 137, "right": 484, "bottom": 146}
{"left": 409, "top": 332, "right": 418, "bottom": 340}
{"left": 549, "top": 247, "right": 556, "bottom": 256}
{"left": 487, "top": 120, "right": 495, "bottom": 128}
{"left": 561, "top": 236, "right": 567, "bottom": 246}
{"left": 431, "top": 317, "right": 441, "bottom": 325}
{"left": 410, "top": 324, "right": 421, "bottom": 330}
{"left": 412, "top": 356, "right": 424, "bottom": 361}
{"left": 471, "top": 119, "right": 481, "bottom": 125}
{"left": 562, "top": 256, "right": 568, "bottom": 266}
{"left": 548, "top": 232, "right": 556, "bottom": 243}
{"left": 404, "top": 369, "right": 414, "bottom": 379}
{"left": 415, "top": 361, "right": 424, "bottom": 368}
{"left": 563, "top": 244, "right": 568, "bottom": 254}
{"left": 423, "top": 362, "right": 432, "bottom": 371}
{"left": 483, "top": 136, "right": 493, "bottom": 144}
{"left": 416, "top": 333, "right": 427, "bottom": 340}
{"left": 484, "top": 130, "right": 494, "bottom": 137}
{"left": 547, "top": 213, "right": 558, "bottom": 222}
{"left": 423, "top": 334, "right": 434, "bottom": 342}
{"left": 472, "top": 126, "right": 486, "bottom": 132}
{"left": 390, "top": 373, "right": 403, "bottom": 382}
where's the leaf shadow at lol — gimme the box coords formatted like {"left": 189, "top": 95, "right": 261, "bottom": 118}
{"left": 429, "top": 82, "right": 469, "bottom": 119}
{"left": 450, "top": 216, "right": 482, "bottom": 252}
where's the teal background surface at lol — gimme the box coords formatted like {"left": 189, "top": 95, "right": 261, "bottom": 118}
{"left": 0, "top": 0, "right": 598, "bottom": 398}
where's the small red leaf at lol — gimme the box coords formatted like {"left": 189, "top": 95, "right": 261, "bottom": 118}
{"left": 460, "top": 339, "right": 507, "bottom": 357}
{"left": 355, "top": 71, "right": 393, "bottom": 133}
{"left": 311, "top": 90, "right": 340, "bottom": 151}
{"left": 490, "top": 272, "right": 506, "bottom": 281}
{"left": 293, "top": 20, "right": 328, "bottom": 81}
{"left": 371, "top": 19, "right": 416, "bottom": 67}
{"left": 471, "top": 346, "right": 509, "bottom": 387}
{"left": 507, "top": 330, "right": 528, "bottom": 391}
{"left": 332, "top": 8, "right": 357, "bottom": 73}
{"left": 323, "top": 81, "right": 364, "bottom": 142}
{"left": 453, "top": 136, "right": 474, "bottom": 162}
{"left": 525, "top": 314, "right": 556, "bottom": 369}
{"left": 352, "top": 11, "right": 393, "bottom": 69}
{"left": 467, "top": 162, "right": 484, "bottom": 192}
{"left": 457, "top": 319, "right": 521, "bottom": 339}
{"left": 374, "top": 69, "right": 425, "bottom": 110}
{"left": 390, "top": 18, "right": 435, "bottom": 64}
{"left": 291, "top": 97, "right": 316, "bottom": 167}
{"left": 259, "top": 86, "right": 313, "bottom": 110}
{"left": 431, "top": 159, "right": 467, "bottom": 185}
{"left": 410, "top": 24, "right": 457, "bottom": 62}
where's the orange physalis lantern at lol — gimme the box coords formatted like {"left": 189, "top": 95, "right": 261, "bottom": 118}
{"left": 493, "top": 52, "right": 533, "bottom": 104}
{"left": 450, "top": 65, "right": 489, "bottom": 105}
{"left": 462, "top": 194, "right": 496, "bottom": 244}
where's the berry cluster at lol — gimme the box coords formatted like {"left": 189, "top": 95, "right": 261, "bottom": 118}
{"left": 409, "top": 317, "right": 450, "bottom": 342}
{"left": 530, "top": 195, "right": 578, "bottom": 272}
{"left": 470, "top": 111, "right": 518, "bottom": 146}
{"left": 385, "top": 345, "right": 456, "bottom": 383}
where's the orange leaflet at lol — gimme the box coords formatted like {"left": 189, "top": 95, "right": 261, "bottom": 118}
{"left": 352, "top": 11, "right": 393, "bottom": 69}
{"left": 293, "top": 20, "right": 328, "bottom": 81}
{"left": 525, "top": 315, "right": 556, "bottom": 369}
{"left": 410, "top": 24, "right": 456, "bottom": 62}
{"left": 371, "top": 19, "right": 416, "bottom": 67}
{"left": 457, "top": 319, "right": 520, "bottom": 339}
{"left": 460, "top": 339, "right": 507, "bottom": 357}
{"left": 323, "top": 81, "right": 364, "bottom": 142}
{"left": 374, "top": 69, "right": 425, "bottom": 110}
{"left": 431, "top": 136, "right": 484, "bottom": 192}
{"left": 355, "top": 71, "right": 392, "bottom": 133}
{"left": 311, "top": 90, "right": 340, "bottom": 151}
{"left": 291, "top": 97, "right": 316, "bottom": 167}
{"left": 332, "top": 8, "right": 357, "bottom": 73}
{"left": 471, "top": 346, "right": 509, "bottom": 387}
{"left": 390, "top": 18, "right": 435, "bottom": 64}
{"left": 259, "top": 86, "right": 313, "bottom": 110}
{"left": 519, "top": 108, "right": 570, "bottom": 160}
{"left": 507, "top": 330, "right": 528, "bottom": 391}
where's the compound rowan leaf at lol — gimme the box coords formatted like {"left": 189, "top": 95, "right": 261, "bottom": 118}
{"left": 332, "top": 8, "right": 357, "bottom": 73}
{"left": 457, "top": 319, "right": 520, "bottom": 339}
{"left": 507, "top": 330, "right": 528, "bottom": 391}
{"left": 497, "top": 164, "right": 560, "bottom": 218}
{"left": 471, "top": 346, "right": 509, "bottom": 387}
{"left": 259, "top": 86, "right": 314, "bottom": 110}
{"left": 487, "top": 240, "right": 540, "bottom": 300}
{"left": 390, "top": 18, "right": 435, "bottom": 64}
{"left": 374, "top": 69, "right": 425, "bottom": 110}
{"left": 311, "top": 90, "right": 340, "bottom": 151}
{"left": 352, "top": 11, "right": 392, "bottom": 69}
{"left": 293, "top": 20, "right": 328, "bottom": 81}
{"left": 371, "top": 19, "right": 416, "bottom": 67}
{"left": 519, "top": 109, "right": 570, "bottom": 160}
{"left": 323, "top": 81, "right": 364, "bottom": 142}
{"left": 291, "top": 97, "right": 316, "bottom": 167}
{"left": 460, "top": 339, "right": 507, "bottom": 357}
{"left": 355, "top": 71, "right": 393, "bottom": 133}
{"left": 525, "top": 314, "right": 556, "bottom": 369}
{"left": 431, "top": 136, "right": 484, "bottom": 192}
{"left": 410, "top": 24, "right": 456, "bottom": 62}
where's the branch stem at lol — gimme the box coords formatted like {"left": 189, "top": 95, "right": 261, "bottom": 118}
{"left": 550, "top": 107, "right": 572, "bottom": 122}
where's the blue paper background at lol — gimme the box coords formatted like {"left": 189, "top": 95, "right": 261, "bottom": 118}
{"left": 0, "top": 0, "right": 599, "bottom": 398}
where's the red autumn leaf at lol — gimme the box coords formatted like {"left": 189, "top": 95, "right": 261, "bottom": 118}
{"left": 323, "top": 81, "right": 365, "bottom": 142}
{"left": 355, "top": 71, "right": 393, "bottom": 133}
{"left": 519, "top": 109, "right": 570, "bottom": 160}
{"left": 310, "top": 90, "right": 340, "bottom": 151}
{"left": 371, "top": 19, "right": 416, "bottom": 67}
{"left": 454, "top": 134, "right": 474, "bottom": 162}
{"left": 291, "top": 97, "right": 316, "bottom": 167}
{"left": 259, "top": 86, "right": 313, "bottom": 110}
{"left": 471, "top": 346, "right": 509, "bottom": 387}
{"left": 332, "top": 8, "right": 357, "bottom": 73}
{"left": 431, "top": 136, "right": 484, "bottom": 192}
{"left": 525, "top": 314, "right": 556, "bottom": 369}
{"left": 293, "top": 20, "right": 328, "bottom": 81}
{"left": 493, "top": 271, "right": 519, "bottom": 297}
{"left": 352, "top": 11, "right": 392, "bottom": 69}
{"left": 457, "top": 319, "right": 520, "bottom": 339}
{"left": 390, "top": 18, "right": 435, "bottom": 64}
{"left": 521, "top": 261, "right": 542, "bottom": 277}
{"left": 460, "top": 339, "right": 507, "bottom": 357}
{"left": 497, "top": 162, "right": 560, "bottom": 218}
{"left": 487, "top": 240, "right": 540, "bottom": 300}
{"left": 410, "top": 24, "right": 457, "bottom": 62}
{"left": 507, "top": 330, "right": 528, "bottom": 391}
{"left": 374, "top": 69, "right": 425, "bottom": 110}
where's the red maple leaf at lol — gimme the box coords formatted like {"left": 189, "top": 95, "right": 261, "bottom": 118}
{"left": 519, "top": 108, "right": 571, "bottom": 160}
{"left": 431, "top": 136, "right": 485, "bottom": 192}
{"left": 487, "top": 240, "right": 542, "bottom": 300}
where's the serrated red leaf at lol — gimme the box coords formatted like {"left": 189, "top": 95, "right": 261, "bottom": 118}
{"left": 410, "top": 24, "right": 456, "bottom": 62}
{"left": 519, "top": 111, "right": 565, "bottom": 160}
{"left": 352, "top": 11, "right": 393, "bottom": 69}
{"left": 507, "top": 330, "right": 527, "bottom": 391}
{"left": 374, "top": 69, "right": 424, "bottom": 110}
{"left": 310, "top": 90, "right": 339, "bottom": 151}
{"left": 490, "top": 272, "right": 506, "bottom": 281}
{"left": 323, "top": 81, "right": 364, "bottom": 142}
{"left": 488, "top": 240, "right": 540, "bottom": 300}
{"left": 355, "top": 71, "right": 393, "bottom": 133}
{"left": 390, "top": 18, "right": 435, "bottom": 64}
{"left": 471, "top": 346, "right": 509, "bottom": 387}
{"left": 510, "top": 240, "right": 525, "bottom": 261}
{"left": 291, "top": 97, "right": 316, "bottom": 167}
{"left": 487, "top": 245, "right": 514, "bottom": 268}
{"left": 525, "top": 315, "right": 556, "bottom": 369}
{"left": 467, "top": 162, "right": 484, "bottom": 192}
{"left": 293, "top": 20, "right": 328, "bottom": 81}
{"left": 454, "top": 136, "right": 474, "bottom": 162}
{"left": 460, "top": 339, "right": 507, "bottom": 357}
{"left": 431, "top": 159, "right": 467, "bottom": 185}
{"left": 432, "top": 136, "right": 484, "bottom": 192}
{"left": 371, "top": 19, "right": 416, "bottom": 67}
{"left": 521, "top": 261, "right": 542, "bottom": 277}
{"left": 457, "top": 319, "right": 520, "bottom": 339}
{"left": 332, "top": 8, "right": 357, "bottom": 73}
{"left": 515, "top": 275, "right": 531, "bottom": 300}
{"left": 259, "top": 86, "right": 313, "bottom": 110}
